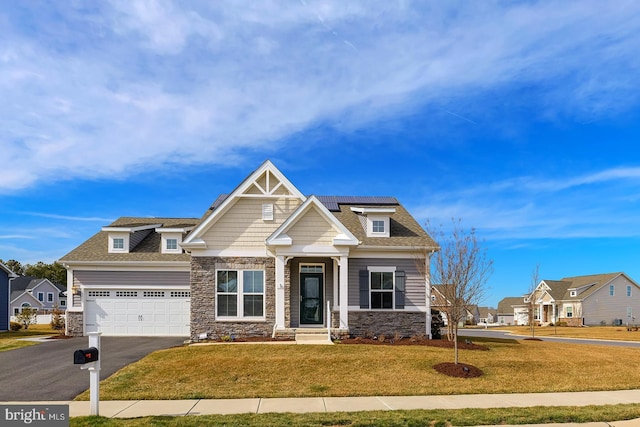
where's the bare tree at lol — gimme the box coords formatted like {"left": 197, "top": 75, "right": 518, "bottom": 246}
{"left": 428, "top": 219, "right": 493, "bottom": 364}
{"left": 526, "top": 264, "right": 540, "bottom": 338}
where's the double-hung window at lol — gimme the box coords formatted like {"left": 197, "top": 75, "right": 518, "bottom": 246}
{"left": 47, "top": 293, "right": 54, "bottom": 303}
{"left": 359, "top": 266, "right": 405, "bottom": 310}
{"left": 565, "top": 306, "right": 573, "bottom": 318}
{"left": 610, "top": 285, "right": 615, "bottom": 296}
{"left": 216, "top": 270, "right": 264, "bottom": 319}
{"left": 37, "top": 292, "right": 44, "bottom": 302}
{"left": 370, "top": 271, "right": 394, "bottom": 309}
{"left": 627, "top": 285, "right": 632, "bottom": 297}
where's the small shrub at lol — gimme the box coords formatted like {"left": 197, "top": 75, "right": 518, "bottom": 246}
{"left": 558, "top": 321, "right": 568, "bottom": 327}
{"left": 378, "top": 334, "right": 386, "bottom": 343}
{"left": 600, "top": 320, "right": 607, "bottom": 326}
{"left": 10, "top": 321, "right": 22, "bottom": 331}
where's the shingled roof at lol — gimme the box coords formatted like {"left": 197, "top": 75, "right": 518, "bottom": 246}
{"left": 59, "top": 217, "right": 198, "bottom": 263}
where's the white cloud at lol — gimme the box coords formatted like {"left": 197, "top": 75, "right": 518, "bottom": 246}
{"left": 1, "top": 1, "right": 640, "bottom": 192}
{"left": 411, "top": 166, "right": 640, "bottom": 240}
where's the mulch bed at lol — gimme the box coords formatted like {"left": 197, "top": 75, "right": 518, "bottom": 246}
{"left": 48, "top": 334, "right": 73, "bottom": 339}
{"left": 338, "top": 337, "right": 489, "bottom": 351}
{"left": 434, "top": 362, "right": 483, "bottom": 378}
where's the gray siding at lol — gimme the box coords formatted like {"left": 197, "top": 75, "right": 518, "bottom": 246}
{"left": 129, "top": 229, "right": 153, "bottom": 250}
{"left": 348, "top": 258, "right": 426, "bottom": 309}
{"left": 74, "top": 270, "right": 190, "bottom": 288}
{"left": 582, "top": 275, "right": 640, "bottom": 326}
{"left": 289, "top": 258, "right": 334, "bottom": 328}
{"left": 0, "top": 271, "right": 8, "bottom": 330}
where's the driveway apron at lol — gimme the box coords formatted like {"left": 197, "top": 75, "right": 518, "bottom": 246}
{"left": 0, "top": 336, "right": 184, "bottom": 401}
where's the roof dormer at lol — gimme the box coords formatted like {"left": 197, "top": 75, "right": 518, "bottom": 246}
{"left": 350, "top": 206, "right": 396, "bottom": 238}
{"left": 102, "top": 223, "right": 162, "bottom": 254}
{"left": 155, "top": 225, "right": 195, "bottom": 254}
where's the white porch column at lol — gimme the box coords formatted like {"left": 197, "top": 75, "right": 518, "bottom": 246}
{"left": 339, "top": 255, "right": 349, "bottom": 330}
{"left": 275, "top": 255, "right": 286, "bottom": 329}
{"left": 332, "top": 258, "right": 339, "bottom": 311}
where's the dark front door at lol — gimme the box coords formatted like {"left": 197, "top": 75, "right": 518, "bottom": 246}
{"left": 300, "top": 272, "right": 323, "bottom": 325}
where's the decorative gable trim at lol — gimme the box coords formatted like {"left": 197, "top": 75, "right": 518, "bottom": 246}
{"left": 266, "top": 195, "right": 359, "bottom": 247}
{"left": 183, "top": 160, "right": 305, "bottom": 249}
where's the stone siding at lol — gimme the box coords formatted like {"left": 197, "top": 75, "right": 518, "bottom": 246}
{"left": 190, "top": 257, "right": 275, "bottom": 340}
{"left": 348, "top": 311, "right": 426, "bottom": 338}
{"left": 66, "top": 311, "right": 84, "bottom": 336}
{"left": 559, "top": 316, "right": 583, "bottom": 327}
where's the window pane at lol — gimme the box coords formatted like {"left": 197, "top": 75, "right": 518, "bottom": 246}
{"left": 244, "top": 295, "right": 264, "bottom": 317}
{"left": 382, "top": 272, "right": 394, "bottom": 290}
{"left": 113, "top": 238, "right": 124, "bottom": 249}
{"left": 167, "top": 239, "right": 177, "bottom": 249}
{"left": 381, "top": 293, "right": 393, "bottom": 309}
{"left": 217, "top": 271, "right": 237, "bottom": 292}
{"left": 217, "top": 295, "right": 237, "bottom": 316}
{"left": 371, "top": 272, "right": 382, "bottom": 290}
{"left": 243, "top": 271, "right": 264, "bottom": 293}
{"left": 373, "top": 220, "right": 384, "bottom": 232}
{"left": 371, "top": 291, "right": 393, "bottom": 309}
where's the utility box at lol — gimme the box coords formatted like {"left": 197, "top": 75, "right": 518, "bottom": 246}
{"left": 74, "top": 347, "right": 99, "bottom": 364}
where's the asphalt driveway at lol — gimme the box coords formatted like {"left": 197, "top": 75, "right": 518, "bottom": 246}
{"left": 0, "top": 336, "right": 185, "bottom": 401}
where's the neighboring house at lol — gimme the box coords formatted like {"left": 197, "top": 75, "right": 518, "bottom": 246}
{"left": 60, "top": 160, "right": 439, "bottom": 339}
{"left": 9, "top": 277, "right": 67, "bottom": 318}
{"left": 1, "top": 263, "right": 18, "bottom": 331}
{"left": 477, "top": 306, "right": 497, "bottom": 324}
{"left": 527, "top": 273, "right": 640, "bottom": 327}
{"left": 431, "top": 284, "right": 479, "bottom": 326}
{"left": 497, "top": 296, "right": 525, "bottom": 325}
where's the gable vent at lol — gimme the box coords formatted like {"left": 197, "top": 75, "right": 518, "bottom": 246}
{"left": 262, "top": 203, "right": 274, "bottom": 221}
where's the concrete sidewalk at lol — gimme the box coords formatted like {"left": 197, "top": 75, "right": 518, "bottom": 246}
{"left": 4, "top": 389, "right": 640, "bottom": 425}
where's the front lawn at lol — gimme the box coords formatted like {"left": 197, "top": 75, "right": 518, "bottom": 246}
{"left": 76, "top": 337, "right": 640, "bottom": 401}
{"left": 0, "top": 324, "right": 60, "bottom": 352}
{"left": 492, "top": 325, "right": 640, "bottom": 341}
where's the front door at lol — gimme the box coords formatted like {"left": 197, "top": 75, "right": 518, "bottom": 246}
{"left": 300, "top": 272, "right": 323, "bottom": 325}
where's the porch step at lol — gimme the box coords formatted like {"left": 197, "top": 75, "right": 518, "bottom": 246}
{"left": 294, "top": 329, "right": 333, "bottom": 345}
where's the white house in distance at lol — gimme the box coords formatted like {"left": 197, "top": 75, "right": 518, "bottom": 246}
{"left": 501, "top": 273, "right": 640, "bottom": 327}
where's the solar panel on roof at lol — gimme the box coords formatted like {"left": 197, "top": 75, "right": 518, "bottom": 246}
{"left": 315, "top": 196, "right": 398, "bottom": 211}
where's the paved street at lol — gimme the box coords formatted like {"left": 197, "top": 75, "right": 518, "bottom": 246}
{"left": 0, "top": 336, "right": 185, "bottom": 401}
{"left": 458, "top": 328, "right": 640, "bottom": 348}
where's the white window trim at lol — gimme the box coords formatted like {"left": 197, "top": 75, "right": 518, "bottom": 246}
{"left": 215, "top": 269, "right": 266, "bottom": 321}
{"left": 367, "top": 266, "right": 396, "bottom": 310}
{"left": 109, "top": 233, "right": 129, "bottom": 253}
{"left": 161, "top": 232, "right": 183, "bottom": 254}
{"left": 47, "top": 292, "right": 54, "bottom": 303}
{"left": 366, "top": 216, "right": 390, "bottom": 238}
{"left": 565, "top": 305, "right": 573, "bottom": 318}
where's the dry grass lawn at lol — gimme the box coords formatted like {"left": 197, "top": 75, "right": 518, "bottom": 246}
{"left": 0, "top": 324, "right": 59, "bottom": 352}
{"left": 79, "top": 337, "right": 640, "bottom": 401}
{"left": 492, "top": 325, "right": 640, "bottom": 341}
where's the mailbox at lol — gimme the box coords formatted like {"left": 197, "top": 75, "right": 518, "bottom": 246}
{"left": 74, "top": 347, "right": 99, "bottom": 364}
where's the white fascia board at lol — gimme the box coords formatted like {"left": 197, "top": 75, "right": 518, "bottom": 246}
{"left": 156, "top": 226, "right": 195, "bottom": 233}
{"left": 350, "top": 207, "right": 397, "bottom": 214}
{"left": 267, "top": 234, "right": 292, "bottom": 246}
{"left": 101, "top": 224, "right": 163, "bottom": 233}
{"left": 179, "top": 238, "right": 207, "bottom": 249}
{"left": 190, "top": 248, "right": 271, "bottom": 257}
{"left": 267, "top": 195, "right": 358, "bottom": 246}
{"left": 61, "top": 261, "right": 191, "bottom": 271}
{"left": 184, "top": 160, "right": 306, "bottom": 245}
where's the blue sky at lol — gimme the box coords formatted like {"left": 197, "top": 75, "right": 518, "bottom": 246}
{"left": 2, "top": 1, "right": 640, "bottom": 307}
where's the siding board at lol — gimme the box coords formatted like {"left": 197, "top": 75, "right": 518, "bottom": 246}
{"left": 348, "top": 258, "right": 425, "bottom": 309}
{"left": 74, "top": 271, "right": 189, "bottom": 288}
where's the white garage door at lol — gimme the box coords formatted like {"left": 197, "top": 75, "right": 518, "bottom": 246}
{"left": 85, "top": 289, "right": 190, "bottom": 336}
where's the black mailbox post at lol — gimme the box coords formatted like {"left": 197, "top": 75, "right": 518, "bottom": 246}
{"left": 74, "top": 347, "right": 99, "bottom": 364}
